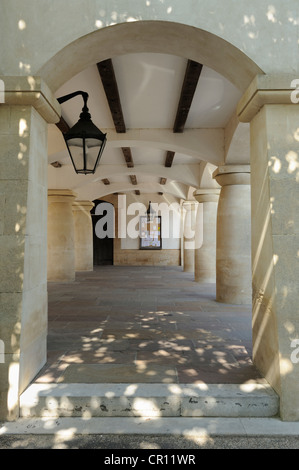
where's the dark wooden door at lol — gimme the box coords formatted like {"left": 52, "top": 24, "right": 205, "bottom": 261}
{"left": 92, "top": 201, "right": 113, "bottom": 266}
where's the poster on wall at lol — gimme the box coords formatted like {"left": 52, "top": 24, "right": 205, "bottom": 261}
{"left": 139, "top": 216, "right": 162, "bottom": 250}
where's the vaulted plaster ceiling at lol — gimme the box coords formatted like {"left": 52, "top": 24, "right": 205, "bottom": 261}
{"left": 48, "top": 52, "right": 248, "bottom": 202}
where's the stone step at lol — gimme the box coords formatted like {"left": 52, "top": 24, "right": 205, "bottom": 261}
{"left": 20, "top": 383, "right": 279, "bottom": 418}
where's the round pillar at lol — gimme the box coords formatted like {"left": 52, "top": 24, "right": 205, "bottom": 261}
{"left": 47, "top": 189, "right": 77, "bottom": 282}
{"left": 193, "top": 189, "right": 220, "bottom": 283}
{"left": 72, "top": 200, "right": 94, "bottom": 271}
{"left": 213, "top": 167, "right": 251, "bottom": 304}
{"left": 182, "top": 201, "right": 197, "bottom": 273}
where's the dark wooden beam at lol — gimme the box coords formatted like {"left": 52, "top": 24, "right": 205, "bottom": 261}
{"left": 97, "top": 59, "right": 126, "bottom": 133}
{"left": 130, "top": 175, "right": 138, "bottom": 185}
{"left": 122, "top": 147, "right": 134, "bottom": 168}
{"left": 173, "top": 60, "right": 203, "bottom": 133}
{"left": 98, "top": 59, "right": 137, "bottom": 172}
{"left": 160, "top": 177, "right": 167, "bottom": 185}
{"left": 56, "top": 116, "right": 70, "bottom": 134}
{"left": 102, "top": 178, "right": 110, "bottom": 185}
{"left": 165, "top": 151, "right": 175, "bottom": 168}
{"left": 51, "top": 161, "right": 62, "bottom": 168}
{"left": 163, "top": 60, "right": 203, "bottom": 168}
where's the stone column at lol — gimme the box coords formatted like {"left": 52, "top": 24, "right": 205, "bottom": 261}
{"left": 193, "top": 189, "right": 220, "bottom": 283}
{"left": 0, "top": 77, "right": 60, "bottom": 420}
{"left": 237, "top": 75, "right": 299, "bottom": 421}
{"left": 213, "top": 165, "right": 251, "bottom": 304}
{"left": 72, "top": 200, "right": 94, "bottom": 271}
{"left": 182, "top": 201, "right": 197, "bottom": 273}
{"left": 47, "top": 189, "right": 77, "bottom": 282}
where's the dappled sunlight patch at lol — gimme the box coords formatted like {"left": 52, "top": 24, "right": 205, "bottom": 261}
{"left": 280, "top": 357, "right": 294, "bottom": 376}
{"left": 180, "top": 368, "right": 200, "bottom": 378}
{"left": 140, "top": 316, "right": 156, "bottom": 322}
{"left": 183, "top": 432, "right": 214, "bottom": 447}
{"left": 124, "top": 384, "right": 138, "bottom": 396}
{"left": 285, "top": 150, "right": 299, "bottom": 174}
{"left": 269, "top": 155, "right": 281, "bottom": 174}
{"left": 44, "top": 265, "right": 258, "bottom": 391}
{"left": 266, "top": 5, "right": 277, "bottom": 23}
{"left": 18, "top": 118, "right": 28, "bottom": 137}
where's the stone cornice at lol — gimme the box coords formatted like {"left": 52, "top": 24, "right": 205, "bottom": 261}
{"left": 237, "top": 74, "right": 298, "bottom": 123}
{"left": 0, "top": 76, "right": 60, "bottom": 124}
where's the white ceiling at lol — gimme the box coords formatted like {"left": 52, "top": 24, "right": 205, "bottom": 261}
{"left": 48, "top": 52, "right": 243, "bottom": 201}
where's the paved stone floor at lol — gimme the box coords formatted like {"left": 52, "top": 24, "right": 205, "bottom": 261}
{"left": 34, "top": 266, "right": 264, "bottom": 385}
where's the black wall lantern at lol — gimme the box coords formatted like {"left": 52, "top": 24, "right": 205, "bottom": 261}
{"left": 146, "top": 201, "right": 156, "bottom": 222}
{"left": 57, "top": 91, "right": 107, "bottom": 175}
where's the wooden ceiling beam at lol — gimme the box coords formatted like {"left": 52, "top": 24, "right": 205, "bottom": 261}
{"left": 130, "top": 175, "right": 138, "bottom": 185}
{"left": 98, "top": 59, "right": 136, "bottom": 169}
{"left": 164, "top": 60, "right": 203, "bottom": 168}
{"left": 97, "top": 59, "right": 126, "bottom": 133}
{"left": 165, "top": 151, "right": 175, "bottom": 168}
{"left": 173, "top": 60, "right": 203, "bottom": 133}
{"left": 56, "top": 116, "right": 70, "bottom": 134}
{"left": 122, "top": 147, "right": 134, "bottom": 168}
{"left": 50, "top": 161, "right": 62, "bottom": 168}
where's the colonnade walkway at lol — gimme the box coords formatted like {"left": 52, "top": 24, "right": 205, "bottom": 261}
{"left": 36, "top": 265, "right": 264, "bottom": 386}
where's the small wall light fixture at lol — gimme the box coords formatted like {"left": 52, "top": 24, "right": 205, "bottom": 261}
{"left": 146, "top": 201, "right": 156, "bottom": 222}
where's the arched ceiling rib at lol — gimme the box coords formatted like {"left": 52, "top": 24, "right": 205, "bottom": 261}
{"left": 41, "top": 22, "right": 263, "bottom": 93}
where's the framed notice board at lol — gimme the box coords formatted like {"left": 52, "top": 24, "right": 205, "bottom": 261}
{"left": 139, "top": 215, "right": 162, "bottom": 250}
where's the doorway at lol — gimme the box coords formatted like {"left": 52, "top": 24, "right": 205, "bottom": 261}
{"left": 92, "top": 200, "right": 114, "bottom": 266}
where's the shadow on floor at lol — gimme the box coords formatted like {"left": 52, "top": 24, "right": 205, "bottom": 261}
{"left": 35, "top": 266, "right": 264, "bottom": 386}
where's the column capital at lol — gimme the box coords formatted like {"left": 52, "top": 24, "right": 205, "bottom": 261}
{"left": 72, "top": 200, "right": 95, "bottom": 212}
{"left": 193, "top": 189, "right": 220, "bottom": 203}
{"left": 213, "top": 165, "right": 250, "bottom": 186}
{"left": 0, "top": 76, "right": 60, "bottom": 124}
{"left": 48, "top": 189, "right": 77, "bottom": 203}
{"left": 237, "top": 73, "right": 297, "bottom": 123}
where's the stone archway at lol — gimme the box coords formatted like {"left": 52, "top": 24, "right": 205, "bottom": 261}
{"left": 0, "top": 18, "right": 263, "bottom": 421}
{"left": 2, "top": 11, "right": 298, "bottom": 422}
{"left": 39, "top": 21, "right": 263, "bottom": 94}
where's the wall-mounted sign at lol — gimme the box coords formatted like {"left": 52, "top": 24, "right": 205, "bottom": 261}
{"left": 139, "top": 215, "right": 162, "bottom": 250}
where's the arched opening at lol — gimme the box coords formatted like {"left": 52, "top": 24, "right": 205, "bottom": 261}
{"left": 39, "top": 21, "right": 263, "bottom": 94}
{"left": 3, "top": 16, "right": 286, "bottom": 423}
{"left": 40, "top": 20, "right": 267, "bottom": 416}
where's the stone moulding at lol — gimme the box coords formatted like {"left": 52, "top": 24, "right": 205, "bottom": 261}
{"left": 0, "top": 76, "right": 60, "bottom": 124}
{"left": 237, "top": 74, "right": 298, "bottom": 123}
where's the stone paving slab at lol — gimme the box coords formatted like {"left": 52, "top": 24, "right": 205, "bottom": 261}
{"left": 41, "top": 266, "right": 264, "bottom": 386}
{"left": 58, "top": 364, "right": 178, "bottom": 384}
